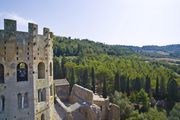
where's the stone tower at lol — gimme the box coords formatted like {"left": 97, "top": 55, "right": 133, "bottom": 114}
{"left": 0, "top": 19, "right": 54, "bottom": 120}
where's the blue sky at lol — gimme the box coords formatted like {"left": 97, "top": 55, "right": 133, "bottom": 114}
{"left": 0, "top": 0, "right": 180, "bottom": 46}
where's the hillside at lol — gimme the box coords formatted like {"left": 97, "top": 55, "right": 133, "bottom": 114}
{"left": 53, "top": 36, "right": 180, "bottom": 83}
{"left": 125, "top": 44, "right": 180, "bottom": 58}
{"left": 53, "top": 36, "right": 180, "bottom": 59}
{"left": 53, "top": 36, "right": 180, "bottom": 119}
{"left": 53, "top": 36, "right": 136, "bottom": 56}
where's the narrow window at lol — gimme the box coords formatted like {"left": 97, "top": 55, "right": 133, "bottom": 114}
{"left": 0, "top": 64, "right": 4, "bottom": 83}
{"left": 42, "top": 88, "right": 46, "bottom": 101}
{"left": 50, "top": 85, "right": 53, "bottom": 96}
{"left": 50, "top": 62, "right": 52, "bottom": 76}
{"left": 17, "top": 93, "right": 22, "bottom": 109}
{"left": 38, "top": 90, "right": 41, "bottom": 102}
{"left": 0, "top": 96, "right": 5, "bottom": 112}
{"left": 41, "top": 114, "right": 45, "bottom": 120}
{"left": 38, "top": 62, "right": 45, "bottom": 79}
{"left": 24, "top": 92, "right": 28, "bottom": 108}
{"left": 17, "top": 63, "right": 28, "bottom": 82}
{"left": 38, "top": 88, "right": 46, "bottom": 102}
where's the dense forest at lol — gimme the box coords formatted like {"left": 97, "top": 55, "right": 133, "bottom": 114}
{"left": 54, "top": 36, "right": 180, "bottom": 58}
{"left": 53, "top": 36, "right": 180, "bottom": 120}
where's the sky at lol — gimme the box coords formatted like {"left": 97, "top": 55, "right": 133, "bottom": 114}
{"left": 0, "top": 0, "right": 179, "bottom": 46}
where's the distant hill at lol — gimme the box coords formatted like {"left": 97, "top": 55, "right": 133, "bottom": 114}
{"left": 117, "top": 44, "right": 180, "bottom": 58}
{"left": 141, "top": 45, "right": 180, "bottom": 58}
{"left": 53, "top": 36, "right": 135, "bottom": 56}
{"left": 53, "top": 36, "right": 180, "bottom": 58}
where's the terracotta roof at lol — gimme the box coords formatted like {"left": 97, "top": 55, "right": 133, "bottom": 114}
{"left": 54, "top": 79, "right": 69, "bottom": 86}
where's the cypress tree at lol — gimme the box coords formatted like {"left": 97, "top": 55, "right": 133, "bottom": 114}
{"left": 155, "top": 77, "right": 160, "bottom": 100}
{"left": 61, "top": 56, "right": 67, "bottom": 78}
{"left": 167, "top": 78, "right": 178, "bottom": 112}
{"left": 83, "top": 67, "right": 90, "bottom": 89}
{"left": 120, "top": 75, "right": 126, "bottom": 92}
{"left": 167, "top": 79, "right": 178, "bottom": 101}
{"left": 134, "top": 77, "right": 141, "bottom": 91}
{"left": 70, "top": 68, "right": 75, "bottom": 92}
{"left": 53, "top": 57, "right": 61, "bottom": 79}
{"left": 160, "top": 77, "right": 166, "bottom": 99}
{"left": 145, "top": 75, "right": 151, "bottom": 95}
{"left": 103, "top": 76, "right": 107, "bottom": 98}
{"left": 77, "top": 67, "right": 83, "bottom": 86}
{"left": 114, "top": 71, "right": 120, "bottom": 92}
{"left": 126, "top": 77, "right": 130, "bottom": 96}
{"left": 91, "top": 67, "right": 96, "bottom": 93}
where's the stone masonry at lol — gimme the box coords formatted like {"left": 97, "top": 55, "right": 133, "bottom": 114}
{"left": 0, "top": 19, "right": 54, "bottom": 120}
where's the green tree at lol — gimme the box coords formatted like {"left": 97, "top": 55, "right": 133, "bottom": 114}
{"left": 91, "top": 67, "right": 96, "bottom": 93}
{"left": 114, "top": 71, "right": 120, "bottom": 92}
{"left": 137, "top": 89, "right": 150, "bottom": 112}
{"left": 53, "top": 57, "right": 62, "bottom": 79}
{"left": 168, "top": 102, "right": 180, "bottom": 120}
{"left": 61, "top": 56, "right": 67, "bottom": 78}
{"left": 167, "top": 78, "right": 178, "bottom": 101}
{"left": 126, "top": 77, "right": 130, "bottom": 96}
{"left": 77, "top": 65, "right": 84, "bottom": 85}
{"left": 155, "top": 76, "right": 160, "bottom": 100}
{"left": 120, "top": 75, "right": 126, "bottom": 92}
{"left": 145, "top": 75, "right": 151, "bottom": 96}
{"left": 144, "top": 107, "right": 167, "bottom": 120}
{"left": 130, "top": 89, "right": 150, "bottom": 112}
{"left": 113, "top": 91, "right": 134, "bottom": 120}
{"left": 83, "top": 67, "right": 90, "bottom": 89}
{"left": 102, "top": 77, "right": 107, "bottom": 98}
{"left": 134, "top": 77, "right": 141, "bottom": 91}
{"left": 127, "top": 110, "right": 145, "bottom": 120}
{"left": 96, "top": 66, "right": 114, "bottom": 95}
{"left": 160, "top": 77, "right": 166, "bottom": 99}
{"left": 167, "top": 78, "right": 178, "bottom": 112}
{"left": 69, "top": 67, "right": 75, "bottom": 92}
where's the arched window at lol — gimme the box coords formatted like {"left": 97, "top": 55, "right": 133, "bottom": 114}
{"left": 17, "top": 93, "right": 22, "bottom": 109}
{"left": 17, "top": 63, "right": 28, "bottom": 82}
{"left": 50, "top": 62, "right": 52, "bottom": 76}
{"left": 24, "top": 92, "right": 28, "bottom": 108}
{"left": 0, "top": 95, "right": 5, "bottom": 112}
{"left": 38, "top": 62, "right": 45, "bottom": 79}
{"left": 0, "top": 64, "right": 4, "bottom": 83}
{"left": 41, "top": 114, "right": 45, "bottom": 120}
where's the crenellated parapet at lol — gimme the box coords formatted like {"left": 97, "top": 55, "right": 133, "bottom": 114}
{"left": 1, "top": 19, "right": 53, "bottom": 39}
{"left": 0, "top": 19, "right": 54, "bottom": 62}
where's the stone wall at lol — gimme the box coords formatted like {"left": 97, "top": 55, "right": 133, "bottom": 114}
{"left": 56, "top": 85, "right": 69, "bottom": 100}
{"left": 108, "top": 104, "right": 120, "bottom": 120}
{"left": 69, "top": 84, "right": 94, "bottom": 104}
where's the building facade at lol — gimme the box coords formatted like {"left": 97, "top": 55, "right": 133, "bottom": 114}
{"left": 0, "top": 19, "right": 54, "bottom": 120}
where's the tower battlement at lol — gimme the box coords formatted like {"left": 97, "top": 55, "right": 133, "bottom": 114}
{"left": 0, "top": 19, "right": 54, "bottom": 62}
{"left": 2, "top": 19, "right": 53, "bottom": 38}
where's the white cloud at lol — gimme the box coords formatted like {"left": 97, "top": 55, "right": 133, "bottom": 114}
{"left": 0, "top": 12, "right": 36, "bottom": 31}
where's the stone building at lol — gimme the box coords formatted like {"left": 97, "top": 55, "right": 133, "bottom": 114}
{"left": 54, "top": 83, "right": 120, "bottom": 120}
{"left": 0, "top": 19, "right": 54, "bottom": 120}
